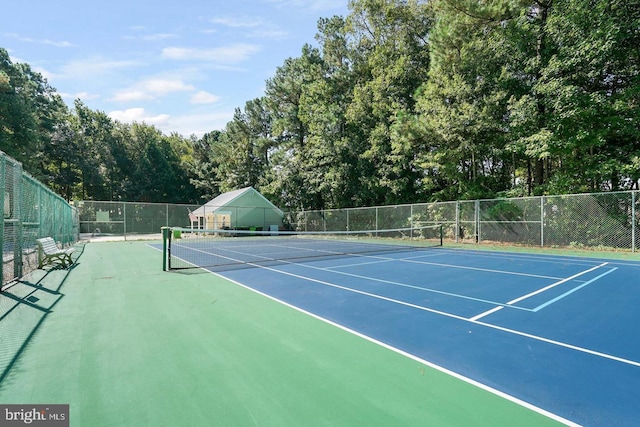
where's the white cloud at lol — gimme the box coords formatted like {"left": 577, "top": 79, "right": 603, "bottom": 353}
{"left": 59, "top": 91, "right": 100, "bottom": 101}
{"left": 111, "top": 78, "right": 195, "bottom": 102}
{"left": 190, "top": 91, "right": 220, "bottom": 104}
{"left": 250, "top": 28, "right": 288, "bottom": 39}
{"left": 58, "top": 57, "right": 141, "bottom": 80}
{"left": 161, "top": 44, "right": 260, "bottom": 64}
{"left": 210, "top": 16, "right": 264, "bottom": 28}
{"left": 123, "top": 33, "right": 179, "bottom": 41}
{"left": 32, "top": 66, "right": 54, "bottom": 81}
{"left": 108, "top": 108, "right": 233, "bottom": 137}
{"left": 142, "top": 79, "right": 194, "bottom": 95}
{"left": 261, "top": 0, "right": 346, "bottom": 11}
{"left": 111, "top": 90, "right": 151, "bottom": 102}
{"left": 147, "top": 33, "right": 179, "bottom": 41}
{"left": 207, "top": 16, "right": 288, "bottom": 40}
{"left": 108, "top": 108, "right": 170, "bottom": 127}
{"left": 44, "top": 39, "right": 73, "bottom": 47}
{"left": 4, "top": 32, "right": 73, "bottom": 47}
{"left": 163, "top": 111, "right": 235, "bottom": 137}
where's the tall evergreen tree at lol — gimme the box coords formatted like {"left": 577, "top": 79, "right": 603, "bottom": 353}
{"left": 346, "top": 0, "right": 433, "bottom": 205}
{"left": 0, "top": 48, "right": 67, "bottom": 178}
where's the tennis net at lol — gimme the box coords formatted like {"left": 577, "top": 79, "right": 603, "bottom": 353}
{"left": 162, "top": 224, "right": 443, "bottom": 271}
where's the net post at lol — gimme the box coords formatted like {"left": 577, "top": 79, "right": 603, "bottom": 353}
{"left": 161, "top": 226, "right": 170, "bottom": 271}
{"left": 439, "top": 224, "right": 443, "bottom": 246}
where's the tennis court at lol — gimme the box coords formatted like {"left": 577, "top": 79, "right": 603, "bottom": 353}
{"left": 162, "top": 228, "right": 640, "bottom": 426}
{"left": 0, "top": 236, "right": 638, "bottom": 426}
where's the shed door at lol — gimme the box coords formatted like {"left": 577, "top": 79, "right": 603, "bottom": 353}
{"left": 206, "top": 211, "right": 232, "bottom": 229}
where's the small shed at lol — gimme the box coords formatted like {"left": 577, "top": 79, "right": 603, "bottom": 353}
{"left": 190, "top": 187, "right": 283, "bottom": 231}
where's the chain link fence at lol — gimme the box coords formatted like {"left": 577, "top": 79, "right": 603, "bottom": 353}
{"left": 75, "top": 201, "right": 284, "bottom": 238}
{"left": 1, "top": 152, "right": 79, "bottom": 287}
{"left": 76, "top": 190, "right": 640, "bottom": 253}
{"left": 286, "top": 191, "right": 640, "bottom": 252}
{"left": 74, "top": 201, "right": 201, "bottom": 238}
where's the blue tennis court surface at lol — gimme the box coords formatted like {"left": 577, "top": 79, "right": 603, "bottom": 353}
{"left": 171, "top": 244, "right": 640, "bottom": 426}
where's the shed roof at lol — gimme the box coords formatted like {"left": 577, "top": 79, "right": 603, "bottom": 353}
{"left": 191, "top": 187, "right": 282, "bottom": 217}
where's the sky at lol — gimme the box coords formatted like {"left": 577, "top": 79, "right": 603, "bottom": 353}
{"left": 1, "top": 0, "right": 349, "bottom": 137}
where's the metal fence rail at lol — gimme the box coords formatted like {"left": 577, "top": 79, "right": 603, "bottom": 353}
{"left": 1, "top": 152, "right": 79, "bottom": 286}
{"left": 75, "top": 201, "right": 286, "bottom": 238}
{"left": 75, "top": 201, "right": 200, "bottom": 238}
{"left": 74, "top": 200, "right": 200, "bottom": 237}
{"left": 285, "top": 191, "right": 640, "bottom": 253}
{"left": 76, "top": 190, "right": 640, "bottom": 253}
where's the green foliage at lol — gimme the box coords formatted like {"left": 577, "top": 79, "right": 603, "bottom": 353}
{"left": 0, "top": 48, "right": 67, "bottom": 176}
{"left": 1, "top": 0, "right": 639, "bottom": 207}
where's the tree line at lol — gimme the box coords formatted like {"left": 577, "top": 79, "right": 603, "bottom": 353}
{"left": 1, "top": 0, "right": 639, "bottom": 211}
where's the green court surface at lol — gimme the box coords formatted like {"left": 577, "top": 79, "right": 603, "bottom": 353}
{"left": 0, "top": 241, "right": 565, "bottom": 426}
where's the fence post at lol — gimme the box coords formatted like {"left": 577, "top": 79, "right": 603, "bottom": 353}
{"left": 455, "top": 201, "right": 460, "bottom": 243}
{"left": 13, "top": 163, "right": 23, "bottom": 279}
{"left": 475, "top": 199, "right": 480, "bottom": 244}
{"left": 540, "top": 195, "right": 545, "bottom": 248}
{"left": 0, "top": 156, "right": 4, "bottom": 286}
{"left": 38, "top": 183, "right": 42, "bottom": 239}
{"left": 121, "top": 202, "right": 127, "bottom": 242}
{"left": 633, "top": 191, "right": 636, "bottom": 252}
{"left": 410, "top": 204, "right": 414, "bottom": 229}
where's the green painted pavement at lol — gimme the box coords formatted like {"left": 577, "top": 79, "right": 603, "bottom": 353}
{"left": 0, "top": 241, "right": 567, "bottom": 426}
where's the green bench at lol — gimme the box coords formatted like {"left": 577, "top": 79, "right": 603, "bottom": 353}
{"left": 36, "top": 237, "right": 74, "bottom": 268}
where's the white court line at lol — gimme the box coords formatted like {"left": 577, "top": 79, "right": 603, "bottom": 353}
{"left": 470, "top": 306, "right": 503, "bottom": 321}
{"left": 507, "top": 262, "right": 609, "bottom": 305}
{"left": 267, "top": 242, "right": 568, "bottom": 280}
{"left": 322, "top": 251, "right": 448, "bottom": 269}
{"left": 398, "top": 257, "right": 566, "bottom": 280}
{"left": 195, "top": 253, "right": 636, "bottom": 427}
{"left": 301, "top": 258, "right": 534, "bottom": 311}
{"left": 211, "top": 270, "right": 581, "bottom": 427}
{"left": 470, "top": 263, "right": 609, "bottom": 321}
{"left": 162, "top": 244, "right": 630, "bottom": 425}
{"left": 212, "top": 254, "right": 640, "bottom": 369}
{"left": 175, "top": 240, "right": 590, "bottom": 282}
{"left": 178, "top": 238, "right": 564, "bottom": 282}
{"left": 436, "top": 247, "right": 640, "bottom": 268}
{"left": 312, "top": 249, "right": 567, "bottom": 280}
{"left": 533, "top": 267, "right": 618, "bottom": 311}
{"left": 174, "top": 241, "right": 563, "bottom": 312}
{"left": 204, "top": 242, "right": 533, "bottom": 310}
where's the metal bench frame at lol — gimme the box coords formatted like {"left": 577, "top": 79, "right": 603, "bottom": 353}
{"left": 36, "top": 237, "right": 74, "bottom": 268}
